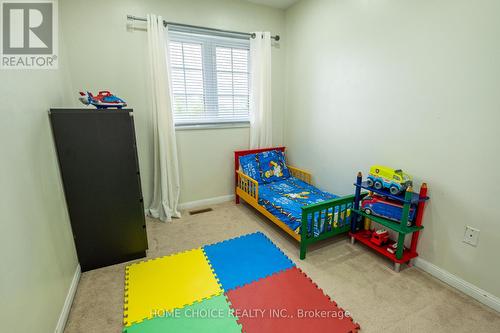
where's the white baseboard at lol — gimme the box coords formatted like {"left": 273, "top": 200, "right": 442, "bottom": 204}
{"left": 178, "top": 194, "right": 235, "bottom": 210}
{"left": 414, "top": 258, "right": 500, "bottom": 313}
{"left": 55, "top": 264, "right": 81, "bottom": 333}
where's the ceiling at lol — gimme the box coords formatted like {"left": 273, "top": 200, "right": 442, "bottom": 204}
{"left": 244, "top": 0, "right": 300, "bottom": 9}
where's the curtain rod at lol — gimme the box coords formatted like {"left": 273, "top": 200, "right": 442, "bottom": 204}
{"left": 126, "top": 15, "right": 280, "bottom": 41}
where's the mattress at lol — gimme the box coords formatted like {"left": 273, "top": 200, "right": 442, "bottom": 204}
{"left": 258, "top": 177, "right": 349, "bottom": 237}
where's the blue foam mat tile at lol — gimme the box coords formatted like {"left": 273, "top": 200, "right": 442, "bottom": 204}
{"left": 203, "top": 232, "right": 295, "bottom": 291}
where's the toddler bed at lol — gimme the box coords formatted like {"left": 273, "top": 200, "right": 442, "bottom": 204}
{"left": 235, "top": 147, "right": 366, "bottom": 259}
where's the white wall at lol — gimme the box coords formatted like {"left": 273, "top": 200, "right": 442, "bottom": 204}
{"left": 285, "top": 0, "right": 500, "bottom": 298}
{"left": 60, "top": 0, "right": 286, "bottom": 204}
{"left": 0, "top": 32, "right": 78, "bottom": 332}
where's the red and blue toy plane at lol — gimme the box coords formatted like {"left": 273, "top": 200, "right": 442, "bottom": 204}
{"left": 79, "top": 91, "right": 127, "bottom": 109}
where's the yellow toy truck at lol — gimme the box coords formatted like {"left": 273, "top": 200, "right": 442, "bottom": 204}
{"left": 367, "top": 165, "right": 412, "bottom": 195}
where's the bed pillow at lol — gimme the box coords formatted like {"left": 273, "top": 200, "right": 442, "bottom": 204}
{"left": 257, "top": 150, "right": 290, "bottom": 184}
{"left": 239, "top": 153, "right": 263, "bottom": 183}
{"left": 239, "top": 150, "right": 290, "bottom": 184}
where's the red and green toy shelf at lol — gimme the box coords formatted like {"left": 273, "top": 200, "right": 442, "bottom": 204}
{"left": 349, "top": 172, "right": 429, "bottom": 272}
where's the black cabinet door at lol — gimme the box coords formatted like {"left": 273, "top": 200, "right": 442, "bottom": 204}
{"left": 50, "top": 109, "right": 148, "bottom": 271}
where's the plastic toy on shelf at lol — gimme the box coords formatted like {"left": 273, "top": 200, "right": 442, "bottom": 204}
{"left": 370, "top": 229, "right": 389, "bottom": 246}
{"left": 367, "top": 165, "right": 412, "bottom": 195}
{"left": 386, "top": 243, "right": 398, "bottom": 254}
{"left": 79, "top": 91, "right": 127, "bottom": 109}
{"left": 361, "top": 194, "right": 416, "bottom": 226}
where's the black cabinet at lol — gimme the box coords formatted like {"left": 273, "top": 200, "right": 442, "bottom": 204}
{"left": 49, "top": 109, "right": 148, "bottom": 271}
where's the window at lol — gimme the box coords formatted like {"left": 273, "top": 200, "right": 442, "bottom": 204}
{"left": 168, "top": 26, "right": 250, "bottom": 126}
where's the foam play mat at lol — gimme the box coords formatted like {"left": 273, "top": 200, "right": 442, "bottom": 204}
{"left": 123, "top": 232, "right": 359, "bottom": 333}
{"left": 124, "top": 248, "right": 222, "bottom": 326}
{"left": 203, "top": 232, "right": 295, "bottom": 291}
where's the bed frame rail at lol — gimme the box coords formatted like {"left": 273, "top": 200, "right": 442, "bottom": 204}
{"left": 237, "top": 171, "right": 259, "bottom": 200}
{"left": 288, "top": 166, "right": 312, "bottom": 185}
{"left": 299, "top": 192, "right": 368, "bottom": 259}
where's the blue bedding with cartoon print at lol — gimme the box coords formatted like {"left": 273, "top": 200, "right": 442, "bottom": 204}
{"left": 258, "top": 177, "right": 347, "bottom": 237}
{"left": 239, "top": 150, "right": 290, "bottom": 184}
{"left": 239, "top": 150, "right": 350, "bottom": 236}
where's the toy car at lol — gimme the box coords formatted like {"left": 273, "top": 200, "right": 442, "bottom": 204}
{"left": 79, "top": 91, "right": 127, "bottom": 109}
{"left": 387, "top": 243, "right": 398, "bottom": 254}
{"left": 370, "top": 229, "right": 389, "bottom": 246}
{"left": 367, "top": 165, "right": 412, "bottom": 195}
{"left": 361, "top": 195, "right": 416, "bottom": 226}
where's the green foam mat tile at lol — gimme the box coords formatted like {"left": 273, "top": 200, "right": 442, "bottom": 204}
{"left": 123, "top": 295, "right": 241, "bottom": 333}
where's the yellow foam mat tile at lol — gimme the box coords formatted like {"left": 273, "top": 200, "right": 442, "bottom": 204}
{"left": 124, "top": 248, "right": 223, "bottom": 326}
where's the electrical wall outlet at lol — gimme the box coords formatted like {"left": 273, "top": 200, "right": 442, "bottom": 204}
{"left": 463, "top": 226, "right": 480, "bottom": 247}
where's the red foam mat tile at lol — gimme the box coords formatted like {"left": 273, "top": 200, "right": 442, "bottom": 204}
{"left": 226, "top": 267, "right": 359, "bottom": 333}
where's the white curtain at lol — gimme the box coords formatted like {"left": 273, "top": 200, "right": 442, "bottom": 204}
{"left": 146, "top": 14, "right": 181, "bottom": 222}
{"left": 249, "top": 32, "right": 273, "bottom": 149}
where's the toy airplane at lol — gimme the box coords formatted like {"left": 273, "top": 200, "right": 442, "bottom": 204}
{"left": 79, "top": 91, "right": 127, "bottom": 109}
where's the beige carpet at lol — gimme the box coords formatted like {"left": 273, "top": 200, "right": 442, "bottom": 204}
{"left": 64, "top": 201, "right": 500, "bottom": 333}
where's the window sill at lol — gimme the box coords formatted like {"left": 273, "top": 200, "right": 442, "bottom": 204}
{"left": 175, "top": 122, "right": 250, "bottom": 131}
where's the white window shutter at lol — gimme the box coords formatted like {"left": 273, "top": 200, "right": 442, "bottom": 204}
{"left": 168, "top": 27, "right": 250, "bottom": 126}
